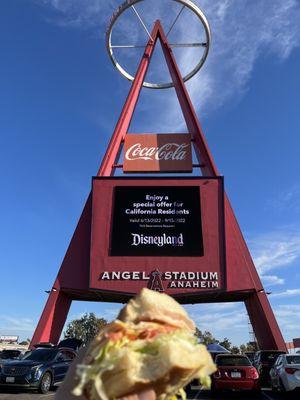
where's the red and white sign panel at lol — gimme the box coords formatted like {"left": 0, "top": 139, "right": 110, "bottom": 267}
{"left": 123, "top": 134, "right": 192, "bottom": 172}
{"left": 286, "top": 342, "right": 294, "bottom": 350}
{"left": 0, "top": 335, "right": 19, "bottom": 343}
{"left": 293, "top": 338, "right": 300, "bottom": 348}
{"left": 90, "top": 177, "right": 226, "bottom": 298}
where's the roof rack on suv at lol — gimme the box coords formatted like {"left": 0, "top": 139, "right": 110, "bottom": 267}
{"left": 33, "top": 342, "right": 55, "bottom": 349}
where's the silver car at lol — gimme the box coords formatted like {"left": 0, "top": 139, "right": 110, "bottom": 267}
{"left": 270, "top": 354, "right": 300, "bottom": 392}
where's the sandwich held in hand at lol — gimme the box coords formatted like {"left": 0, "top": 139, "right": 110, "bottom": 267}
{"left": 73, "top": 288, "right": 216, "bottom": 400}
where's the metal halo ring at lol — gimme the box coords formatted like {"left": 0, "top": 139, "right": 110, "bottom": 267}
{"left": 106, "top": 0, "right": 211, "bottom": 89}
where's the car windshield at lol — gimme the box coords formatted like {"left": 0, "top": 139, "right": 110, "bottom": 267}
{"left": 0, "top": 350, "right": 20, "bottom": 359}
{"left": 260, "top": 352, "right": 284, "bottom": 362}
{"left": 217, "top": 356, "right": 251, "bottom": 366}
{"left": 23, "top": 349, "right": 57, "bottom": 362}
{"left": 286, "top": 355, "right": 300, "bottom": 365}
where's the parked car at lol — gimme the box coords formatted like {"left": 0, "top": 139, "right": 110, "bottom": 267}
{"left": 0, "top": 346, "right": 77, "bottom": 393}
{"left": 57, "top": 338, "right": 82, "bottom": 351}
{"left": 253, "top": 350, "right": 286, "bottom": 387}
{"left": 33, "top": 338, "right": 82, "bottom": 351}
{"left": 270, "top": 354, "right": 300, "bottom": 392}
{"left": 0, "top": 350, "right": 22, "bottom": 361}
{"left": 244, "top": 351, "right": 255, "bottom": 364}
{"left": 33, "top": 342, "right": 55, "bottom": 349}
{"left": 206, "top": 343, "right": 230, "bottom": 362}
{"left": 211, "top": 354, "right": 259, "bottom": 393}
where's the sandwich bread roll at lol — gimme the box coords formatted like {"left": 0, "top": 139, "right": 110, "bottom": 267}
{"left": 73, "top": 288, "right": 216, "bottom": 400}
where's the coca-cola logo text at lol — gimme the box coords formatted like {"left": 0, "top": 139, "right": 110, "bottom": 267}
{"left": 123, "top": 134, "right": 192, "bottom": 172}
{"left": 125, "top": 142, "right": 189, "bottom": 161}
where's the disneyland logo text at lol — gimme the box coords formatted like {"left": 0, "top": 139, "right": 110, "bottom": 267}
{"left": 131, "top": 233, "right": 184, "bottom": 247}
{"left": 125, "top": 143, "right": 189, "bottom": 161}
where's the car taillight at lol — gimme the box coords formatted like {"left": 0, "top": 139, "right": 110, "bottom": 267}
{"left": 285, "top": 368, "right": 298, "bottom": 374}
{"left": 248, "top": 367, "right": 259, "bottom": 379}
{"left": 214, "top": 370, "right": 221, "bottom": 379}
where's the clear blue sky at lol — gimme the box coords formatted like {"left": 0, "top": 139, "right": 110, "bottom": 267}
{"left": 1, "top": 0, "right": 300, "bottom": 346}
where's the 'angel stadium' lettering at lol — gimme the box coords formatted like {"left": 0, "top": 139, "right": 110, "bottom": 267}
{"left": 99, "top": 271, "right": 219, "bottom": 290}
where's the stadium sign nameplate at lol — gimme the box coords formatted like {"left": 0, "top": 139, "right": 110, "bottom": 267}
{"left": 89, "top": 177, "right": 226, "bottom": 295}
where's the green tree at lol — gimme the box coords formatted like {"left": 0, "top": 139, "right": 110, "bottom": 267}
{"left": 195, "top": 328, "right": 219, "bottom": 345}
{"left": 19, "top": 340, "right": 30, "bottom": 346}
{"left": 240, "top": 344, "right": 247, "bottom": 354}
{"left": 219, "top": 337, "right": 232, "bottom": 351}
{"left": 247, "top": 342, "right": 259, "bottom": 351}
{"left": 195, "top": 327, "right": 202, "bottom": 340}
{"left": 64, "top": 313, "right": 107, "bottom": 345}
{"left": 239, "top": 341, "right": 259, "bottom": 353}
{"left": 231, "top": 346, "right": 240, "bottom": 354}
{"left": 245, "top": 341, "right": 259, "bottom": 352}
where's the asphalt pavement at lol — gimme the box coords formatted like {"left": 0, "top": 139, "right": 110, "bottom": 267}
{"left": 0, "top": 388, "right": 56, "bottom": 399}
{"left": 0, "top": 388, "right": 298, "bottom": 400}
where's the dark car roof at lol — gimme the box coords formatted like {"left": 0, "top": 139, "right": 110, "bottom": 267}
{"left": 216, "top": 354, "right": 248, "bottom": 358}
{"left": 33, "top": 338, "right": 82, "bottom": 351}
{"left": 207, "top": 343, "right": 230, "bottom": 353}
{"left": 56, "top": 347, "right": 77, "bottom": 353}
{"left": 57, "top": 338, "right": 82, "bottom": 351}
{"left": 33, "top": 342, "right": 55, "bottom": 349}
{"left": 0, "top": 349, "right": 21, "bottom": 353}
{"left": 256, "top": 350, "right": 286, "bottom": 353}
{"left": 3, "top": 347, "right": 77, "bottom": 366}
{"left": 31, "top": 347, "right": 76, "bottom": 353}
{"left": 0, "top": 349, "right": 22, "bottom": 359}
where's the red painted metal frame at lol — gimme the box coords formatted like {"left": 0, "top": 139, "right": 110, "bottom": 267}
{"left": 30, "top": 21, "right": 286, "bottom": 351}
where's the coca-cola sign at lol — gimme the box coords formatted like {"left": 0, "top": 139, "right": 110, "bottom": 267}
{"left": 123, "top": 134, "right": 192, "bottom": 172}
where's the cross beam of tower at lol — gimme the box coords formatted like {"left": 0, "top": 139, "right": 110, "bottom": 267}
{"left": 30, "top": 21, "right": 286, "bottom": 352}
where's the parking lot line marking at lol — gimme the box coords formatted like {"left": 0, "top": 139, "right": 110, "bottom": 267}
{"left": 262, "top": 391, "right": 275, "bottom": 400}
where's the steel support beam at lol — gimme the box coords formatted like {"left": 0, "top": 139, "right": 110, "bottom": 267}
{"left": 30, "top": 284, "right": 71, "bottom": 348}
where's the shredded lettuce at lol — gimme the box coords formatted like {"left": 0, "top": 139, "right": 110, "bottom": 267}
{"left": 73, "top": 326, "right": 215, "bottom": 399}
{"left": 179, "top": 388, "right": 187, "bottom": 400}
{"left": 199, "top": 375, "right": 211, "bottom": 389}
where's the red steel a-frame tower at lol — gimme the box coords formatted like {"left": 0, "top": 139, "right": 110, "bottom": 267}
{"left": 30, "top": 12, "right": 286, "bottom": 351}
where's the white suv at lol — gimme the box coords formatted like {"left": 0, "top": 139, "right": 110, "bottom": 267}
{"left": 270, "top": 354, "right": 300, "bottom": 392}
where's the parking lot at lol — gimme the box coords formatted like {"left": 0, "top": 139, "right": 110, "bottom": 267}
{"left": 0, "top": 388, "right": 299, "bottom": 400}
{"left": 0, "top": 388, "right": 55, "bottom": 399}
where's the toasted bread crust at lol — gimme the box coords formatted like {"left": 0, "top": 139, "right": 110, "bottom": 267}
{"left": 118, "top": 288, "right": 195, "bottom": 332}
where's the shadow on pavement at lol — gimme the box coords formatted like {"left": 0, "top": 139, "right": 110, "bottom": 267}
{"left": 0, "top": 387, "right": 56, "bottom": 397}
{"left": 186, "top": 388, "right": 300, "bottom": 400}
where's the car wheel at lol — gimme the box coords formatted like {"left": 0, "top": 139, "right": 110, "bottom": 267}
{"left": 38, "top": 372, "right": 52, "bottom": 394}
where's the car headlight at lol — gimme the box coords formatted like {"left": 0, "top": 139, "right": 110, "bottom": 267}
{"left": 31, "top": 365, "right": 43, "bottom": 379}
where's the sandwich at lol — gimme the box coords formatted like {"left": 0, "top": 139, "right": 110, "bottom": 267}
{"left": 73, "top": 288, "right": 216, "bottom": 400}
